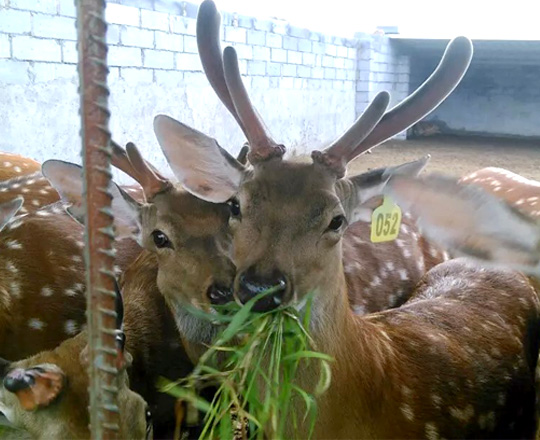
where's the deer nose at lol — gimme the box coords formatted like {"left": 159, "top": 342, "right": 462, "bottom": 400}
{"left": 237, "top": 267, "right": 289, "bottom": 312}
{"left": 207, "top": 283, "right": 234, "bottom": 305}
{"left": 3, "top": 369, "right": 34, "bottom": 392}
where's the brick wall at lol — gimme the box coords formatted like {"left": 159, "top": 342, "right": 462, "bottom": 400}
{"left": 0, "top": 0, "right": 406, "bottom": 183}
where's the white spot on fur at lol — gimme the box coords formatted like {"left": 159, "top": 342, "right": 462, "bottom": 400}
{"left": 371, "top": 276, "right": 381, "bottom": 287}
{"left": 36, "top": 210, "right": 52, "bottom": 217}
{"left": 398, "top": 269, "right": 409, "bottom": 280}
{"left": 64, "top": 287, "right": 78, "bottom": 297}
{"left": 31, "top": 199, "right": 40, "bottom": 207}
{"left": 40, "top": 286, "right": 54, "bottom": 297}
{"left": 5, "top": 261, "right": 18, "bottom": 274}
{"left": 5, "top": 239, "right": 22, "bottom": 250}
{"left": 449, "top": 404, "right": 474, "bottom": 422}
{"left": 9, "top": 281, "right": 20, "bottom": 297}
{"left": 385, "top": 261, "right": 395, "bottom": 271}
{"left": 28, "top": 318, "right": 46, "bottom": 330}
{"left": 3, "top": 161, "right": 12, "bottom": 167}
{"left": 425, "top": 422, "right": 439, "bottom": 440}
{"left": 353, "top": 304, "right": 366, "bottom": 315}
{"left": 431, "top": 394, "right": 442, "bottom": 408}
{"left": 401, "top": 404, "right": 414, "bottom": 421}
{"left": 39, "top": 189, "right": 49, "bottom": 195}
{"left": 64, "top": 320, "right": 79, "bottom": 335}
{"left": 13, "top": 166, "right": 22, "bottom": 173}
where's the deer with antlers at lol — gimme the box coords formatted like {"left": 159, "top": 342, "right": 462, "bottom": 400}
{"left": 146, "top": 2, "right": 540, "bottom": 437}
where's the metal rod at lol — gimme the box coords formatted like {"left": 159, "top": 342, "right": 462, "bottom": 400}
{"left": 76, "top": 0, "right": 120, "bottom": 438}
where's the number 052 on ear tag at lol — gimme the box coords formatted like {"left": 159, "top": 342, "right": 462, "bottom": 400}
{"left": 370, "top": 196, "right": 402, "bottom": 243}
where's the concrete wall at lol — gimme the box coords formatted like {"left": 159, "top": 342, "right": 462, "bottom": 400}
{"left": 0, "top": 0, "right": 407, "bottom": 183}
{"left": 411, "top": 57, "right": 540, "bottom": 139}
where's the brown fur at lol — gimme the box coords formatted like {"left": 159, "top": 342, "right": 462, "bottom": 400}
{"left": 0, "top": 204, "right": 141, "bottom": 361}
{"left": 460, "top": 167, "right": 540, "bottom": 220}
{"left": 0, "top": 153, "right": 41, "bottom": 182}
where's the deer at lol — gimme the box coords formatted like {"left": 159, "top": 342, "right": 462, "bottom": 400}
{"left": 0, "top": 273, "right": 153, "bottom": 440}
{"left": 0, "top": 152, "right": 41, "bottom": 181}
{"left": 460, "top": 167, "right": 540, "bottom": 220}
{"left": 148, "top": 2, "right": 540, "bottom": 437}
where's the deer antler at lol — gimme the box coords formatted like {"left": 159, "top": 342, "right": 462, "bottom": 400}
{"left": 110, "top": 141, "right": 170, "bottom": 200}
{"left": 311, "top": 91, "right": 390, "bottom": 177}
{"left": 313, "top": 36, "right": 473, "bottom": 178}
{"left": 197, "top": 0, "right": 285, "bottom": 164}
{"left": 354, "top": 36, "right": 473, "bottom": 155}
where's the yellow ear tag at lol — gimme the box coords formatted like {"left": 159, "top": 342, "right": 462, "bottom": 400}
{"left": 370, "top": 196, "right": 402, "bottom": 243}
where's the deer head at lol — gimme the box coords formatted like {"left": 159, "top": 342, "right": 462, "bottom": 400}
{"left": 0, "top": 281, "right": 151, "bottom": 440}
{"left": 42, "top": 142, "right": 241, "bottom": 353}
{"left": 152, "top": 0, "right": 474, "bottom": 314}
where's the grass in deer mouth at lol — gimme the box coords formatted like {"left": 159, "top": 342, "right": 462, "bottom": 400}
{"left": 159, "top": 289, "right": 333, "bottom": 439}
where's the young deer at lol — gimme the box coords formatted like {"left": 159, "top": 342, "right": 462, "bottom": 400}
{"left": 0, "top": 278, "right": 153, "bottom": 440}
{"left": 153, "top": 2, "right": 540, "bottom": 437}
{"left": 460, "top": 167, "right": 540, "bottom": 219}
{"left": 0, "top": 152, "right": 41, "bottom": 181}
{"left": 42, "top": 144, "right": 239, "bottom": 365}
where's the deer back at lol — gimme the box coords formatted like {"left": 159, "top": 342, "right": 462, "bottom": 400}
{"left": 0, "top": 153, "right": 41, "bottom": 182}
{"left": 460, "top": 167, "right": 540, "bottom": 220}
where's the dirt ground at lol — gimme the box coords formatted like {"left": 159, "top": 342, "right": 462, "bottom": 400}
{"left": 346, "top": 135, "right": 540, "bottom": 180}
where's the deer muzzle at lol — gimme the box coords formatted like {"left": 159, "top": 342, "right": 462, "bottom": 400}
{"left": 236, "top": 266, "right": 290, "bottom": 312}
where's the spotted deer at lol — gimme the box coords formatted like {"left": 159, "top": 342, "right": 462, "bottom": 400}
{"left": 0, "top": 193, "right": 143, "bottom": 361}
{"left": 460, "top": 167, "right": 540, "bottom": 220}
{"left": 0, "top": 153, "right": 41, "bottom": 181}
{"left": 0, "top": 278, "right": 153, "bottom": 440}
{"left": 154, "top": 2, "right": 540, "bottom": 437}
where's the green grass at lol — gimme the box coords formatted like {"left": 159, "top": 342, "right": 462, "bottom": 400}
{"left": 159, "top": 290, "right": 333, "bottom": 439}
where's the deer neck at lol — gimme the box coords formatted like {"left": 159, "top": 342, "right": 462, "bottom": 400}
{"left": 303, "top": 255, "right": 396, "bottom": 437}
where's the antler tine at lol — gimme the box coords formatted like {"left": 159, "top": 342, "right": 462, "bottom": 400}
{"left": 197, "top": 0, "right": 245, "bottom": 131}
{"left": 110, "top": 140, "right": 143, "bottom": 182}
{"left": 222, "top": 46, "right": 285, "bottom": 163}
{"left": 125, "top": 142, "right": 171, "bottom": 198}
{"left": 312, "top": 91, "right": 390, "bottom": 177}
{"left": 354, "top": 36, "right": 473, "bottom": 156}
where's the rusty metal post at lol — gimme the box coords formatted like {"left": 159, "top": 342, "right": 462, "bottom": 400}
{"left": 76, "top": 0, "right": 120, "bottom": 438}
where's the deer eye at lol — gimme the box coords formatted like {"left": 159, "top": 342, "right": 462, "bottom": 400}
{"left": 151, "top": 230, "right": 172, "bottom": 249}
{"left": 327, "top": 215, "right": 346, "bottom": 232}
{"left": 228, "top": 198, "right": 241, "bottom": 218}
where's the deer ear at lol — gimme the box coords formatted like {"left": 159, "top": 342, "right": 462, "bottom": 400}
{"left": 0, "top": 197, "right": 24, "bottom": 232}
{"left": 3, "top": 364, "right": 65, "bottom": 411}
{"left": 154, "top": 115, "right": 245, "bottom": 203}
{"left": 339, "top": 156, "right": 430, "bottom": 224}
{"left": 384, "top": 174, "right": 540, "bottom": 275}
{"left": 42, "top": 160, "right": 142, "bottom": 240}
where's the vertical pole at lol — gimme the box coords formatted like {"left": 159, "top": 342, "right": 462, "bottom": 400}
{"left": 76, "top": 0, "right": 119, "bottom": 438}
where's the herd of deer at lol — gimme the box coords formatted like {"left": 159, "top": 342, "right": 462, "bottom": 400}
{"left": 0, "top": 1, "right": 539, "bottom": 439}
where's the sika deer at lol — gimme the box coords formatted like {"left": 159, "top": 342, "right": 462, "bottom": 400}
{"left": 0, "top": 279, "right": 152, "bottom": 440}
{"left": 41, "top": 142, "right": 260, "bottom": 364}
{"left": 156, "top": 3, "right": 540, "bottom": 436}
